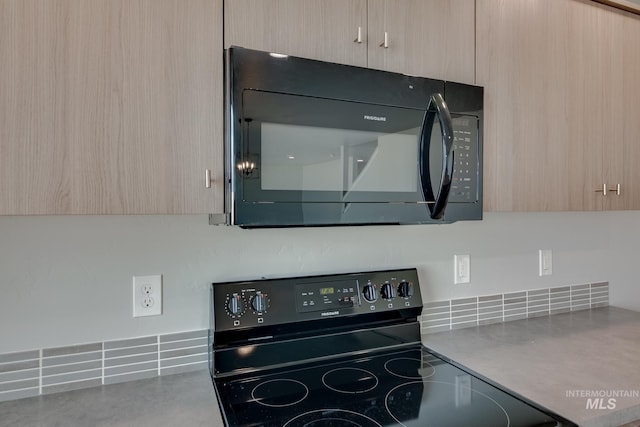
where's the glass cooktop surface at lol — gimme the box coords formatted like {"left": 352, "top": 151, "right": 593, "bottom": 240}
{"left": 214, "top": 346, "right": 573, "bottom": 427}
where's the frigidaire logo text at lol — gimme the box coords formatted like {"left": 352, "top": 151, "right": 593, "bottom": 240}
{"left": 363, "top": 115, "right": 387, "bottom": 122}
{"left": 321, "top": 311, "right": 340, "bottom": 317}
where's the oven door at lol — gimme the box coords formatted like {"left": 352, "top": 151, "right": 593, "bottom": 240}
{"left": 230, "top": 89, "right": 456, "bottom": 227}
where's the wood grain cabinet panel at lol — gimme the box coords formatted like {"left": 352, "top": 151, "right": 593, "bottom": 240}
{"left": 478, "top": 0, "right": 613, "bottom": 212}
{"left": 606, "top": 7, "right": 640, "bottom": 210}
{"left": 479, "top": 0, "right": 640, "bottom": 212}
{"left": 367, "top": 0, "right": 475, "bottom": 84}
{"left": 224, "top": 0, "right": 474, "bottom": 82}
{"left": 0, "top": 0, "right": 223, "bottom": 214}
{"left": 224, "top": 0, "right": 369, "bottom": 67}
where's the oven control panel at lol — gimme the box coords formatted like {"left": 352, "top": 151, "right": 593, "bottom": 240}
{"left": 212, "top": 268, "right": 422, "bottom": 332}
{"left": 295, "top": 279, "right": 360, "bottom": 313}
{"left": 450, "top": 115, "right": 479, "bottom": 203}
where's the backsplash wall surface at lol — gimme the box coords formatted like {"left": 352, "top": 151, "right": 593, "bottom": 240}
{"left": 420, "top": 281, "right": 609, "bottom": 334}
{"left": 0, "top": 330, "right": 208, "bottom": 403}
{"left": 0, "top": 282, "right": 609, "bottom": 403}
{"left": 0, "top": 211, "right": 632, "bottom": 356}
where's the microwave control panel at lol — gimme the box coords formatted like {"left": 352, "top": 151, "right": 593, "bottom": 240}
{"left": 212, "top": 268, "right": 422, "bottom": 332}
{"left": 450, "top": 115, "right": 479, "bottom": 203}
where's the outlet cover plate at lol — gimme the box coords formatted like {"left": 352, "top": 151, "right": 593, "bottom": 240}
{"left": 454, "top": 254, "right": 470, "bottom": 284}
{"left": 133, "top": 275, "right": 162, "bottom": 317}
{"left": 539, "top": 250, "right": 553, "bottom": 276}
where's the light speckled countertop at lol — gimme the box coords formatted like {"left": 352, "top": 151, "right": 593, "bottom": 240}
{"left": 2, "top": 307, "right": 638, "bottom": 427}
{"left": 0, "top": 370, "right": 225, "bottom": 427}
{"left": 422, "top": 306, "right": 640, "bottom": 427}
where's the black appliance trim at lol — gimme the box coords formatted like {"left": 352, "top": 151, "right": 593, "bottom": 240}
{"left": 210, "top": 268, "right": 577, "bottom": 427}
{"left": 213, "top": 322, "right": 420, "bottom": 378}
{"left": 420, "top": 92, "right": 455, "bottom": 219}
{"left": 226, "top": 46, "right": 483, "bottom": 227}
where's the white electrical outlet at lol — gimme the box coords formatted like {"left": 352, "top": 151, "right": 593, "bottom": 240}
{"left": 454, "top": 254, "right": 470, "bottom": 284}
{"left": 539, "top": 249, "right": 553, "bottom": 276}
{"left": 133, "top": 275, "right": 162, "bottom": 317}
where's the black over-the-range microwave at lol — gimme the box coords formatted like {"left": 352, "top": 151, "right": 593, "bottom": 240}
{"left": 224, "top": 47, "right": 483, "bottom": 227}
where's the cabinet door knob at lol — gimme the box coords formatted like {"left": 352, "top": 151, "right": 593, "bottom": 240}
{"left": 379, "top": 31, "right": 389, "bottom": 48}
{"left": 353, "top": 26, "right": 363, "bottom": 44}
{"left": 205, "top": 169, "right": 213, "bottom": 189}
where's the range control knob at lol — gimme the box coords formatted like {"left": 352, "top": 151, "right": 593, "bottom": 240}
{"left": 362, "top": 283, "right": 378, "bottom": 303}
{"left": 381, "top": 282, "right": 396, "bottom": 300}
{"left": 398, "top": 281, "right": 414, "bottom": 298}
{"left": 226, "top": 293, "right": 243, "bottom": 316}
{"left": 251, "top": 291, "right": 268, "bottom": 313}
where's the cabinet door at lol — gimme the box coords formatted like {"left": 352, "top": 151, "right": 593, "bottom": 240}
{"left": 367, "top": 0, "right": 475, "bottom": 84}
{"left": 478, "top": 0, "right": 609, "bottom": 212}
{"left": 224, "top": 0, "right": 368, "bottom": 67}
{"left": 0, "top": 1, "right": 66, "bottom": 214}
{"left": 605, "top": 8, "right": 640, "bottom": 210}
{"left": 0, "top": 0, "right": 222, "bottom": 215}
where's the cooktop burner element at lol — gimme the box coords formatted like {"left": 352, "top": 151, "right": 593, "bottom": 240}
{"left": 210, "top": 268, "right": 576, "bottom": 427}
{"left": 385, "top": 380, "right": 509, "bottom": 427}
{"left": 384, "top": 357, "right": 435, "bottom": 380}
{"left": 322, "top": 368, "right": 379, "bottom": 394}
{"left": 283, "top": 409, "right": 382, "bottom": 427}
{"left": 251, "top": 379, "right": 309, "bottom": 407}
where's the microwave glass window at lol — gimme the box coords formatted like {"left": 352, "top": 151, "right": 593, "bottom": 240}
{"left": 260, "top": 122, "right": 419, "bottom": 193}
{"left": 239, "top": 90, "right": 433, "bottom": 204}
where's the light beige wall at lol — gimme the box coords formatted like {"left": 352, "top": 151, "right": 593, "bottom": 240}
{"left": 0, "top": 211, "right": 632, "bottom": 354}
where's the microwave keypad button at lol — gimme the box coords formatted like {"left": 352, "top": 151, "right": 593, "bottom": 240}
{"left": 450, "top": 117, "right": 478, "bottom": 203}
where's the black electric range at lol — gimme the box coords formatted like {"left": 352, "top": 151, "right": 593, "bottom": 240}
{"left": 210, "top": 268, "right": 576, "bottom": 427}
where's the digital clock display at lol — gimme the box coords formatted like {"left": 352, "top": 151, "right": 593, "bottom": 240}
{"left": 296, "top": 279, "right": 356, "bottom": 313}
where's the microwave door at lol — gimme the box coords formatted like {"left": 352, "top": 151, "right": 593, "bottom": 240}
{"left": 420, "top": 93, "right": 455, "bottom": 220}
{"left": 234, "top": 89, "right": 438, "bottom": 226}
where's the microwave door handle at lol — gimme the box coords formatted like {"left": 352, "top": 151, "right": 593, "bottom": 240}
{"left": 419, "top": 93, "right": 455, "bottom": 220}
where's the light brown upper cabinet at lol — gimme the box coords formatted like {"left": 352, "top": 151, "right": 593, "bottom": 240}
{"left": 224, "top": 0, "right": 475, "bottom": 83}
{"left": 366, "top": 0, "right": 475, "bottom": 84}
{"left": 478, "top": 0, "right": 640, "bottom": 212}
{"left": 604, "top": 7, "right": 640, "bottom": 210}
{"left": 0, "top": 0, "right": 223, "bottom": 215}
{"left": 224, "top": 0, "right": 369, "bottom": 67}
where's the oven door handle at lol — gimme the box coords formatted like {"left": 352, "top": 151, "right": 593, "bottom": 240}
{"left": 419, "top": 93, "right": 455, "bottom": 220}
